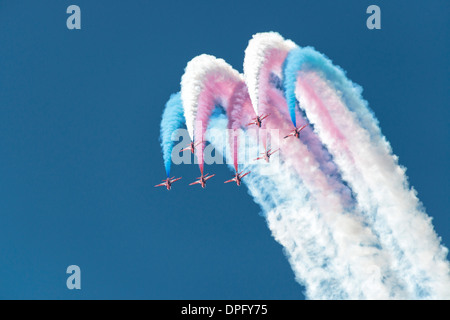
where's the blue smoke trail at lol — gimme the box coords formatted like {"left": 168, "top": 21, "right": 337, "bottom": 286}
{"left": 160, "top": 92, "right": 186, "bottom": 177}
{"left": 284, "top": 46, "right": 380, "bottom": 134}
{"left": 283, "top": 46, "right": 303, "bottom": 128}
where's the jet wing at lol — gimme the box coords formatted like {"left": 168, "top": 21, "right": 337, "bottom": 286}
{"left": 189, "top": 180, "right": 201, "bottom": 186}
{"left": 154, "top": 182, "right": 166, "bottom": 188}
{"left": 240, "top": 171, "right": 251, "bottom": 178}
{"left": 224, "top": 177, "right": 236, "bottom": 184}
{"left": 170, "top": 177, "right": 182, "bottom": 183}
{"left": 269, "top": 148, "right": 279, "bottom": 156}
{"left": 204, "top": 174, "right": 215, "bottom": 181}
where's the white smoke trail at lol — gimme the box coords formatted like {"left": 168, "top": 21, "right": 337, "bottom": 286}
{"left": 180, "top": 54, "right": 357, "bottom": 298}
{"left": 295, "top": 63, "right": 450, "bottom": 299}
{"left": 263, "top": 107, "right": 405, "bottom": 299}
{"left": 168, "top": 33, "right": 450, "bottom": 299}
{"left": 181, "top": 54, "right": 241, "bottom": 140}
{"left": 206, "top": 112, "right": 413, "bottom": 299}
{"left": 243, "top": 33, "right": 407, "bottom": 299}
{"left": 243, "top": 32, "right": 296, "bottom": 115}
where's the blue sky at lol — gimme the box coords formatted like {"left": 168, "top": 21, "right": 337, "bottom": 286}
{"left": 0, "top": 1, "right": 448, "bottom": 299}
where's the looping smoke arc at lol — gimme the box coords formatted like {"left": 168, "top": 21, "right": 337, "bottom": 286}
{"left": 159, "top": 32, "right": 450, "bottom": 299}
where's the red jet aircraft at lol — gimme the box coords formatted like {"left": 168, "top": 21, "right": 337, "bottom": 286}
{"left": 154, "top": 176, "right": 182, "bottom": 190}
{"left": 254, "top": 147, "right": 279, "bottom": 162}
{"left": 224, "top": 170, "right": 251, "bottom": 186}
{"left": 284, "top": 124, "right": 308, "bottom": 139}
{"left": 189, "top": 173, "right": 215, "bottom": 188}
{"left": 181, "top": 141, "right": 202, "bottom": 154}
{"left": 247, "top": 114, "right": 270, "bottom": 128}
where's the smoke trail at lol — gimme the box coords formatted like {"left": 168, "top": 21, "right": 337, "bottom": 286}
{"left": 244, "top": 33, "right": 353, "bottom": 207}
{"left": 244, "top": 32, "right": 296, "bottom": 117}
{"left": 178, "top": 51, "right": 401, "bottom": 298}
{"left": 245, "top": 33, "right": 412, "bottom": 298}
{"left": 181, "top": 54, "right": 242, "bottom": 174}
{"left": 286, "top": 46, "right": 450, "bottom": 299}
{"left": 206, "top": 114, "right": 349, "bottom": 299}
{"left": 178, "top": 52, "right": 364, "bottom": 296}
{"left": 260, "top": 106, "right": 403, "bottom": 299}
{"left": 159, "top": 32, "right": 450, "bottom": 300}
{"left": 227, "top": 81, "right": 254, "bottom": 171}
{"left": 160, "top": 92, "right": 185, "bottom": 177}
{"left": 181, "top": 54, "right": 241, "bottom": 139}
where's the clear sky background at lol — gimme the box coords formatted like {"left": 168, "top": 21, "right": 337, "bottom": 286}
{"left": 0, "top": 1, "right": 448, "bottom": 299}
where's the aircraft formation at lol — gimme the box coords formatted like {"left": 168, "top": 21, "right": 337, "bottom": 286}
{"left": 155, "top": 112, "right": 308, "bottom": 190}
